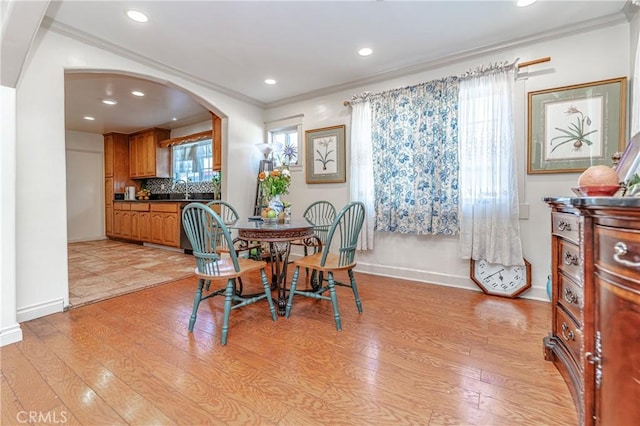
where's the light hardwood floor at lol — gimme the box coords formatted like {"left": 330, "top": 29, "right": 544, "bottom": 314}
{"left": 1, "top": 271, "right": 577, "bottom": 425}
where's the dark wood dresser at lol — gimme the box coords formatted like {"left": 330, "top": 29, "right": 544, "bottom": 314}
{"left": 544, "top": 197, "right": 640, "bottom": 426}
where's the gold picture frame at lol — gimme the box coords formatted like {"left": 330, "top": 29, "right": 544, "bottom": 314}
{"left": 305, "top": 125, "right": 346, "bottom": 184}
{"left": 527, "top": 77, "right": 627, "bottom": 174}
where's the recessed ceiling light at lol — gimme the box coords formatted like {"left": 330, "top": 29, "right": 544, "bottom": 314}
{"left": 83, "top": 116, "right": 95, "bottom": 121}
{"left": 131, "top": 91, "right": 145, "bottom": 97}
{"left": 101, "top": 98, "right": 117, "bottom": 105}
{"left": 264, "top": 79, "right": 277, "bottom": 85}
{"left": 358, "top": 48, "right": 373, "bottom": 57}
{"left": 172, "top": 117, "right": 177, "bottom": 121}
{"left": 516, "top": 0, "right": 537, "bottom": 7}
{"left": 126, "top": 10, "right": 148, "bottom": 23}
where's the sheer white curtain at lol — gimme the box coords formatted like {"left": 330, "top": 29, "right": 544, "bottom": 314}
{"left": 349, "top": 100, "right": 375, "bottom": 250}
{"left": 632, "top": 33, "right": 640, "bottom": 136}
{"left": 458, "top": 65, "right": 524, "bottom": 266}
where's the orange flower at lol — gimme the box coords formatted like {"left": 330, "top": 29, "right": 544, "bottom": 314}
{"left": 258, "top": 167, "right": 291, "bottom": 198}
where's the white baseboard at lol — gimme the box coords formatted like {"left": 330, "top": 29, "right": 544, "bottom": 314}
{"left": 17, "top": 298, "right": 65, "bottom": 323}
{"left": 288, "top": 256, "right": 551, "bottom": 303}
{"left": 355, "top": 260, "right": 479, "bottom": 292}
{"left": 68, "top": 236, "right": 107, "bottom": 243}
{"left": 0, "top": 324, "right": 23, "bottom": 347}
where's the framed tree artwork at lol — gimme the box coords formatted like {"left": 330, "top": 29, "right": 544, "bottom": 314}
{"left": 527, "top": 77, "right": 627, "bottom": 174}
{"left": 305, "top": 125, "right": 346, "bottom": 184}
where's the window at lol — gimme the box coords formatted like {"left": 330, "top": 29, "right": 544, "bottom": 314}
{"left": 172, "top": 139, "right": 213, "bottom": 183}
{"left": 265, "top": 114, "right": 303, "bottom": 168}
{"left": 269, "top": 127, "right": 299, "bottom": 167}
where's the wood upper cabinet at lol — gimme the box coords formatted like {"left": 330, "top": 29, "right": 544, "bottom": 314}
{"left": 104, "top": 136, "right": 114, "bottom": 177}
{"left": 212, "top": 113, "right": 222, "bottom": 172}
{"left": 129, "top": 128, "right": 171, "bottom": 178}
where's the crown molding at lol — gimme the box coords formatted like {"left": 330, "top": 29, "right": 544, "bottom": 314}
{"left": 42, "top": 17, "right": 266, "bottom": 109}
{"left": 266, "top": 11, "right": 629, "bottom": 109}
{"left": 41, "top": 10, "right": 629, "bottom": 111}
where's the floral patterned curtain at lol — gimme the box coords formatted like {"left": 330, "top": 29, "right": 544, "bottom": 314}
{"left": 370, "top": 77, "right": 460, "bottom": 235}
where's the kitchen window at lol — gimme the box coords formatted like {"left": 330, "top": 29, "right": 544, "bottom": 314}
{"left": 172, "top": 139, "right": 213, "bottom": 183}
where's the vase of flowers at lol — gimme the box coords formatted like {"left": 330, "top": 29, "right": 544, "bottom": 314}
{"left": 258, "top": 167, "right": 291, "bottom": 214}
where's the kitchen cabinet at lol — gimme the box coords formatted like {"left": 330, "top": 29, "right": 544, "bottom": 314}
{"left": 131, "top": 203, "right": 150, "bottom": 241}
{"left": 104, "top": 133, "right": 132, "bottom": 237}
{"left": 150, "top": 203, "right": 180, "bottom": 248}
{"left": 138, "top": 211, "right": 151, "bottom": 242}
{"left": 545, "top": 197, "right": 640, "bottom": 426}
{"left": 129, "top": 128, "right": 171, "bottom": 178}
{"left": 113, "top": 202, "right": 132, "bottom": 239}
{"left": 212, "top": 113, "right": 222, "bottom": 171}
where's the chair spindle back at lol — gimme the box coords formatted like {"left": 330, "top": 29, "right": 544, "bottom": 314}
{"left": 321, "top": 201, "right": 365, "bottom": 267}
{"left": 182, "top": 203, "right": 241, "bottom": 275}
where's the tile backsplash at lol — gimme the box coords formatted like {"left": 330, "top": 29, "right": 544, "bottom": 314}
{"left": 145, "top": 178, "right": 219, "bottom": 195}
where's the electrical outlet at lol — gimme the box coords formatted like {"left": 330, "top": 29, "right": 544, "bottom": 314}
{"left": 160, "top": 184, "right": 165, "bottom": 190}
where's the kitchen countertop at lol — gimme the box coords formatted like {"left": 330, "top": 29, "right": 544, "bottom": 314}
{"left": 116, "top": 198, "right": 215, "bottom": 203}
{"left": 115, "top": 192, "right": 218, "bottom": 203}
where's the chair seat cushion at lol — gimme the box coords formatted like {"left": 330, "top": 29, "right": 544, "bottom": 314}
{"left": 292, "top": 252, "right": 356, "bottom": 272}
{"left": 194, "top": 257, "right": 267, "bottom": 280}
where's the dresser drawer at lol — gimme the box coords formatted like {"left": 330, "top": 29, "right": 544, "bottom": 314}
{"left": 552, "top": 212, "right": 580, "bottom": 244}
{"left": 558, "top": 239, "right": 582, "bottom": 284}
{"left": 558, "top": 274, "right": 583, "bottom": 325}
{"left": 595, "top": 225, "right": 640, "bottom": 279}
{"left": 555, "top": 307, "right": 583, "bottom": 371}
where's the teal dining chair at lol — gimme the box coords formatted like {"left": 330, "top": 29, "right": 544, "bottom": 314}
{"left": 301, "top": 201, "right": 337, "bottom": 246}
{"left": 206, "top": 200, "right": 261, "bottom": 256}
{"left": 291, "top": 201, "right": 336, "bottom": 286}
{"left": 206, "top": 200, "right": 262, "bottom": 294}
{"left": 285, "top": 201, "right": 366, "bottom": 330}
{"left": 182, "top": 203, "right": 277, "bottom": 345}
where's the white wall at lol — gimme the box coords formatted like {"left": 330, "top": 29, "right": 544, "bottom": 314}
{"left": 13, "top": 27, "right": 265, "bottom": 322}
{"left": 4, "top": 15, "right": 633, "bottom": 332}
{"left": 1, "top": 85, "right": 23, "bottom": 346}
{"left": 65, "top": 130, "right": 104, "bottom": 242}
{"left": 631, "top": 9, "right": 640, "bottom": 135}
{"left": 266, "top": 23, "right": 631, "bottom": 301}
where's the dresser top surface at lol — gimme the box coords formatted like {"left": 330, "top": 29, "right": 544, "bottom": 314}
{"left": 544, "top": 196, "right": 640, "bottom": 208}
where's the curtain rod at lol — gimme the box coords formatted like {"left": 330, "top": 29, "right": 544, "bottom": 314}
{"left": 343, "top": 56, "right": 551, "bottom": 106}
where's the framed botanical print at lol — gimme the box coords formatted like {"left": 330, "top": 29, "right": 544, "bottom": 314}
{"left": 527, "top": 77, "right": 627, "bottom": 174}
{"left": 305, "top": 125, "right": 346, "bottom": 184}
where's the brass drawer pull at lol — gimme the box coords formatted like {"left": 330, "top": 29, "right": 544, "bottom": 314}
{"left": 557, "top": 220, "right": 572, "bottom": 231}
{"left": 564, "top": 288, "right": 578, "bottom": 305}
{"left": 563, "top": 251, "right": 579, "bottom": 266}
{"left": 613, "top": 242, "right": 640, "bottom": 269}
{"left": 561, "top": 322, "right": 575, "bottom": 341}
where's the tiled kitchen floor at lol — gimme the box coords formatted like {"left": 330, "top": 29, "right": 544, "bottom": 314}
{"left": 67, "top": 239, "right": 195, "bottom": 308}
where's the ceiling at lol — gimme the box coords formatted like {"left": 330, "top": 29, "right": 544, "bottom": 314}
{"left": 39, "top": 0, "right": 633, "bottom": 134}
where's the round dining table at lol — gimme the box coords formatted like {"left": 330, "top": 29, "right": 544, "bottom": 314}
{"left": 232, "top": 220, "right": 320, "bottom": 315}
